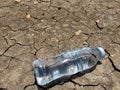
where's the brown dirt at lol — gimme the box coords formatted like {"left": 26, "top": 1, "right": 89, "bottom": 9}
{"left": 0, "top": 0, "right": 120, "bottom": 90}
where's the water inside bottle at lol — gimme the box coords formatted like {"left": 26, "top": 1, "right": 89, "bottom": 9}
{"left": 35, "top": 54, "right": 96, "bottom": 86}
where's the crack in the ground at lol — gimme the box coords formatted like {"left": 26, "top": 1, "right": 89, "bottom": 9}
{"left": 57, "top": 39, "right": 62, "bottom": 54}
{"left": 84, "top": 34, "right": 91, "bottom": 46}
{"left": 111, "top": 41, "right": 120, "bottom": 45}
{"left": 2, "top": 34, "right": 9, "bottom": 45}
{"left": 70, "top": 80, "right": 99, "bottom": 87}
{"left": 82, "top": 31, "right": 103, "bottom": 47}
{"left": 32, "top": 46, "right": 43, "bottom": 59}
{"left": 0, "top": 44, "right": 16, "bottom": 56}
{"left": 70, "top": 80, "right": 107, "bottom": 90}
{"left": 31, "top": 38, "right": 47, "bottom": 59}
{"left": 100, "top": 85, "right": 107, "bottom": 90}
{"left": 16, "top": 42, "right": 34, "bottom": 47}
{"left": 23, "top": 83, "right": 36, "bottom": 90}
{"left": 0, "top": 42, "right": 33, "bottom": 56}
{"left": 105, "top": 49, "right": 120, "bottom": 72}
{"left": 95, "top": 21, "right": 104, "bottom": 30}
{"left": 2, "top": 55, "right": 14, "bottom": 68}
{"left": 0, "top": 55, "right": 15, "bottom": 73}
{"left": 39, "top": 0, "right": 51, "bottom": 3}
{"left": 0, "top": 41, "right": 34, "bottom": 72}
{"left": 0, "top": 54, "right": 33, "bottom": 73}
{"left": 82, "top": 33, "right": 94, "bottom": 47}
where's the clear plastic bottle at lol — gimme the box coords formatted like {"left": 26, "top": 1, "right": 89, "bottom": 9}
{"left": 32, "top": 47, "right": 105, "bottom": 88}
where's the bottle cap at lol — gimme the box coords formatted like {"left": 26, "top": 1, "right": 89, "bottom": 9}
{"left": 97, "top": 47, "right": 106, "bottom": 58}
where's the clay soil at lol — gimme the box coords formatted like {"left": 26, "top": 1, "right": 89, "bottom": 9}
{"left": 0, "top": 0, "right": 120, "bottom": 90}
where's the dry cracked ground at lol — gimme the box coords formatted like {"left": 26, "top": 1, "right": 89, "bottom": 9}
{"left": 0, "top": 0, "right": 120, "bottom": 90}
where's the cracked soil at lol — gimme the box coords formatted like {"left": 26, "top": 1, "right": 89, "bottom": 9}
{"left": 0, "top": 0, "right": 120, "bottom": 90}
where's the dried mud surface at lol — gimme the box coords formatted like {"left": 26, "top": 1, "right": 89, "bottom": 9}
{"left": 0, "top": 0, "right": 120, "bottom": 90}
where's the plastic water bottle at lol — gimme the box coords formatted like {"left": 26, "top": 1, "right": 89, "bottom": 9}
{"left": 32, "top": 47, "right": 105, "bottom": 88}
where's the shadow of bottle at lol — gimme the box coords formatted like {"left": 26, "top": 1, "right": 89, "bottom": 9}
{"left": 0, "top": 88, "right": 8, "bottom": 90}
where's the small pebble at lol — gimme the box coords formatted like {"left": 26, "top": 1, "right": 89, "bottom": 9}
{"left": 75, "top": 30, "right": 81, "bottom": 35}
{"left": 83, "top": 42, "right": 88, "bottom": 45}
{"left": 31, "top": 34, "right": 34, "bottom": 36}
{"left": 15, "top": 0, "right": 21, "bottom": 3}
{"left": 95, "top": 20, "right": 100, "bottom": 23}
{"left": 33, "top": 0, "right": 38, "bottom": 4}
{"left": 26, "top": 14, "right": 31, "bottom": 18}
{"left": 63, "top": 24, "right": 69, "bottom": 27}
{"left": 80, "top": 85, "right": 83, "bottom": 87}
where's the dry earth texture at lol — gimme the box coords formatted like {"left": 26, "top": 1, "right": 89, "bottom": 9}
{"left": 0, "top": 0, "right": 120, "bottom": 90}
